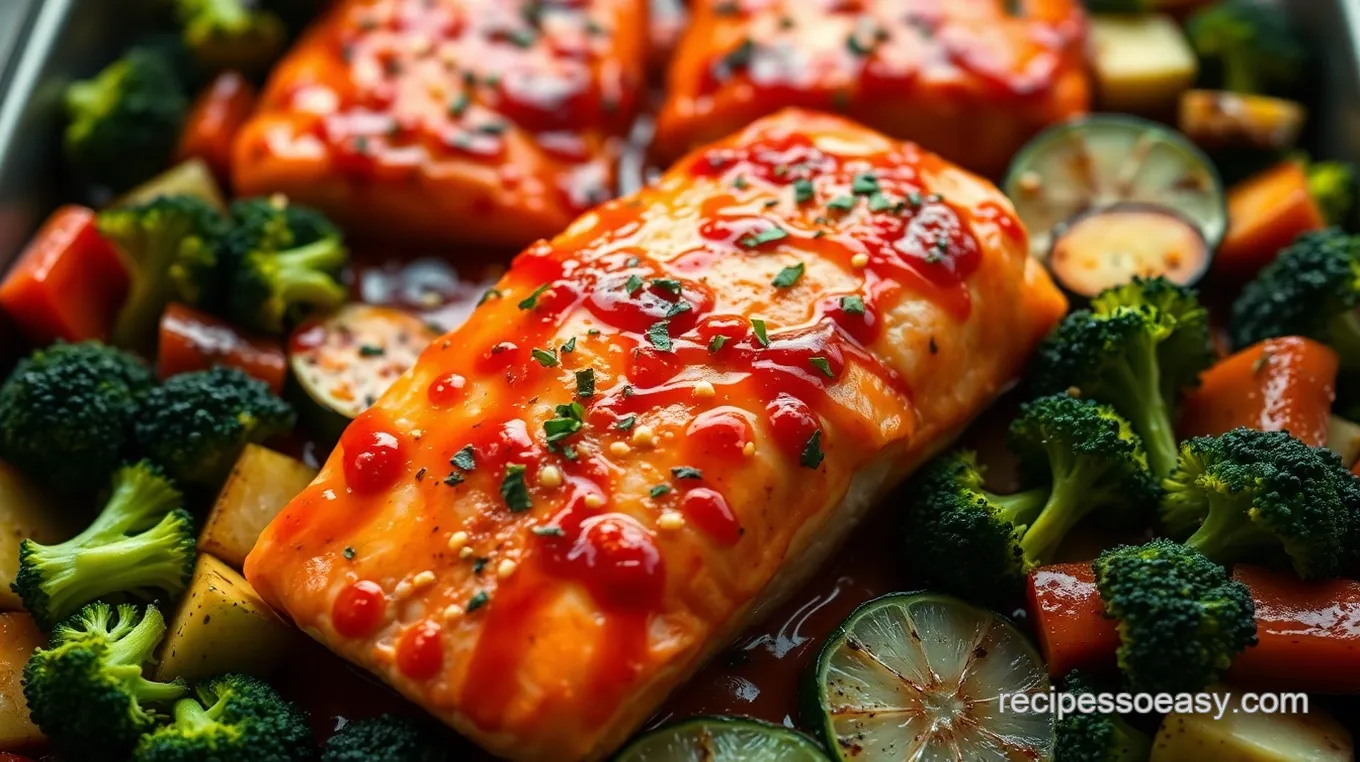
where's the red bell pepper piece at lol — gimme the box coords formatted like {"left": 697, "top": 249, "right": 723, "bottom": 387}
{"left": 157, "top": 303, "right": 286, "bottom": 392}
{"left": 1228, "top": 565, "right": 1360, "bottom": 694}
{"left": 1026, "top": 563, "right": 1120, "bottom": 677}
{"left": 0, "top": 205, "right": 129, "bottom": 344}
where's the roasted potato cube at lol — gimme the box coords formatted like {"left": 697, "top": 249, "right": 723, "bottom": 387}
{"left": 0, "top": 613, "right": 45, "bottom": 749}
{"left": 154, "top": 554, "right": 295, "bottom": 682}
{"left": 200, "top": 444, "right": 317, "bottom": 569}
{"left": 1091, "top": 14, "right": 1199, "bottom": 112}
{"left": 1151, "top": 690, "right": 1352, "bottom": 762}
{"left": 0, "top": 461, "right": 77, "bottom": 612}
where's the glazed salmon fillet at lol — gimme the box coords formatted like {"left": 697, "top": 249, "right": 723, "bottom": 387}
{"left": 654, "top": 0, "right": 1090, "bottom": 176}
{"left": 245, "top": 109, "right": 1067, "bottom": 761}
{"left": 232, "top": 0, "right": 647, "bottom": 247}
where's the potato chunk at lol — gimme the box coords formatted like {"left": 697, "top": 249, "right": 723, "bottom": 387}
{"left": 0, "top": 612, "right": 45, "bottom": 749}
{"left": 1151, "top": 690, "right": 1352, "bottom": 762}
{"left": 200, "top": 444, "right": 316, "bottom": 569}
{"left": 154, "top": 553, "right": 295, "bottom": 682}
{"left": 1091, "top": 14, "right": 1198, "bottom": 112}
{"left": 0, "top": 461, "right": 77, "bottom": 612}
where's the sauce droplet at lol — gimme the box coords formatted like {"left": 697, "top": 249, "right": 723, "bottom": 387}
{"left": 341, "top": 419, "right": 406, "bottom": 494}
{"left": 332, "top": 580, "right": 386, "bottom": 638}
{"left": 681, "top": 488, "right": 742, "bottom": 546}
{"left": 428, "top": 373, "right": 467, "bottom": 406}
{"left": 396, "top": 620, "right": 444, "bottom": 680}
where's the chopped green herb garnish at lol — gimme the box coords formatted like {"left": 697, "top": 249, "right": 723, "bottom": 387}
{"left": 809, "top": 357, "right": 834, "bottom": 378}
{"left": 907, "top": 191, "right": 923, "bottom": 207}
{"left": 501, "top": 464, "right": 532, "bottom": 512}
{"left": 444, "top": 472, "right": 465, "bottom": 486}
{"left": 518, "top": 283, "right": 551, "bottom": 310}
{"left": 841, "top": 295, "right": 865, "bottom": 315}
{"left": 587, "top": 328, "right": 601, "bottom": 336}
{"left": 448, "top": 93, "right": 470, "bottom": 117}
{"left": 652, "top": 278, "right": 682, "bottom": 294}
{"left": 532, "top": 525, "right": 565, "bottom": 537}
{"left": 415, "top": 467, "right": 427, "bottom": 481}
{"left": 800, "top": 430, "right": 824, "bottom": 469}
{"left": 625, "top": 256, "right": 641, "bottom": 267}
{"left": 733, "top": 174, "right": 749, "bottom": 190}
{"left": 709, "top": 334, "right": 729, "bottom": 353}
{"left": 672, "top": 466, "right": 703, "bottom": 480}
{"left": 544, "top": 402, "right": 586, "bottom": 443}
{"left": 793, "top": 178, "right": 815, "bottom": 203}
{"left": 739, "top": 226, "right": 788, "bottom": 248}
{"left": 649, "top": 485, "right": 672, "bottom": 498}
{"left": 852, "top": 173, "right": 879, "bottom": 195}
{"left": 451, "top": 445, "right": 476, "bottom": 472}
{"left": 647, "top": 321, "right": 672, "bottom": 351}
{"left": 751, "top": 318, "right": 770, "bottom": 347}
{"left": 508, "top": 28, "right": 537, "bottom": 47}
{"left": 868, "top": 193, "right": 895, "bottom": 212}
{"left": 827, "top": 195, "right": 856, "bottom": 212}
{"left": 478, "top": 288, "right": 503, "bottom": 305}
{"left": 358, "top": 344, "right": 385, "bottom": 357}
{"left": 467, "top": 590, "right": 490, "bottom": 612}
{"left": 575, "top": 368, "right": 595, "bottom": 398}
{"left": 343, "top": 547, "right": 355, "bottom": 560}
{"left": 473, "top": 557, "right": 488, "bottom": 575}
{"left": 665, "top": 301, "right": 692, "bottom": 318}
{"left": 771, "top": 262, "right": 805, "bottom": 288}
{"left": 615, "top": 415, "right": 637, "bottom": 431}
{"left": 623, "top": 384, "right": 635, "bottom": 397}
{"left": 561, "top": 336, "right": 577, "bottom": 353}
{"left": 532, "top": 348, "right": 559, "bottom": 367}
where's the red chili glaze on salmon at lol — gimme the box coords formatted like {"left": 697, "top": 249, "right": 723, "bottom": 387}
{"left": 245, "top": 109, "right": 1067, "bottom": 761}
{"left": 655, "top": 0, "right": 1090, "bottom": 176}
{"left": 233, "top": 0, "right": 649, "bottom": 246}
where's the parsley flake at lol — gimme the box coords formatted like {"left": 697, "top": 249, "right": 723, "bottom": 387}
{"left": 343, "top": 547, "right": 356, "bottom": 560}
{"left": 624, "top": 274, "right": 644, "bottom": 294}
{"left": 709, "top": 335, "right": 729, "bottom": 353}
{"left": 647, "top": 321, "right": 673, "bottom": 351}
{"left": 467, "top": 590, "right": 490, "bottom": 612}
{"left": 751, "top": 318, "right": 770, "bottom": 347}
{"left": 544, "top": 402, "right": 585, "bottom": 443}
{"left": 800, "top": 430, "right": 825, "bottom": 469}
{"left": 501, "top": 464, "right": 532, "bottom": 512}
{"left": 652, "top": 278, "right": 682, "bottom": 295}
{"left": 827, "top": 195, "right": 856, "bottom": 212}
{"left": 852, "top": 173, "right": 879, "bottom": 195}
{"left": 841, "top": 295, "right": 866, "bottom": 315}
{"left": 532, "top": 348, "right": 558, "bottom": 367}
{"left": 575, "top": 369, "right": 595, "bottom": 398}
{"left": 532, "top": 525, "right": 565, "bottom": 537}
{"left": 561, "top": 336, "right": 577, "bottom": 353}
{"left": 672, "top": 466, "right": 703, "bottom": 480}
{"left": 451, "top": 445, "right": 476, "bottom": 471}
{"left": 518, "top": 283, "right": 551, "bottom": 310}
{"left": 739, "top": 226, "right": 788, "bottom": 248}
{"left": 615, "top": 415, "right": 637, "bottom": 431}
{"left": 650, "top": 485, "right": 672, "bottom": 498}
{"left": 444, "top": 472, "right": 465, "bottom": 486}
{"left": 772, "top": 262, "right": 805, "bottom": 288}
{"left": 809, "top": 357, "right": 834, "bottom": 378}
{"left": 868, "top": 193, "right": 896, "bottom": 212}
{"left": 665, "top": 301, "right": 692, "bottom": 318}
{"left": 793, "top": 178, "right": 815, "bottom": 203}
{"left": 478, "top": 288, "right": 503, "bottom": 305}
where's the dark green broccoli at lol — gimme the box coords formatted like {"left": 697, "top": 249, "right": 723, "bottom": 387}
{"left": 133, "top": 673, "right": 314, "bottom": 762}
{"left": 1161, "top": 428, "right": 1360, "bottom": 579}
{"left": 1008, "top": 395, "right": 1159, "bottom": 563}
{"left": 1093, "top": 540, "right": 1257, "bottom": 693}
{"left": 900, "top": 450, "right": 1049, "bottom": 604}
{"left": 1030, "top": 277, "right": 1213, "bottom": 478}
{"left": 174, "top": 0, "right": 287, "bottom": 76}
{"left": 23, "top": 602, "right": 188, "bottom": 759}
{"left": 321, "top": 714, "right": 455, "bottom": 762}
{"left": 97, "top": 194, "right": 228, "bottom": 352}
{"left": 1308, "top": 161, "right": 1357, "bottom": 228}
{"left": 13, "top": 461, "right": 194, "bottom": 630}
{"left": 0, "top": 341, "right": 151, "bottom": 491}
{"left": 1229, "top": 228, "right": 1360, "bottom": 369}
{"left": 133, "top": 366, "right": 295, "bottom": 486}
{"left": 1187, "top": 0, "right": 1306, "bottom": 95}
{"left": 1055, "top": 671, "right": 1151, "bottom": 762}
{"left": 63, "top": 47, "right": 188, "bottom": 191}
{"left": 222, "top": 196, "right": 349, "bottom": 334}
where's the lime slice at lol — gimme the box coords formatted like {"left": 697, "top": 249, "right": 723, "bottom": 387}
{"left": 805, "top": 592, "right": 1054, "bottom": 761}
{"left": 616, "top": 716, "right": 830, "bottom": 762}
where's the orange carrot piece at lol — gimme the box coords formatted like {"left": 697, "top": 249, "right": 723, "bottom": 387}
{"left": 1027, "top": 563, "right": 1120, "bottom": 677}
{"left": 1216, "top": 161, "right": 1325, "bottom": 279}
{"left": 176, "top": 71, "right": 258, "bottom": 188}
{"left": 158, "top": 303, "right": 287, "bottom": 392}
{"left": 1180, "top": 336, "right": 1338, "bottom": 447}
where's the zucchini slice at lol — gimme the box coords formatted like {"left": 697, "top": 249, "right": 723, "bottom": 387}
{"left": 1005, "top": 115, "right": 1225, "bottom": 266}
{"left": 805, "top": 592, "right": 1053, "bottom": 762}
{"left": 616, "top": 717, "right": 830, "bottom": 762}
{"left": 289, "top": 304, "right": 438, "bottom": 439}
{"left": 1050, "top": 203, "right": 1211, "bottom": 298}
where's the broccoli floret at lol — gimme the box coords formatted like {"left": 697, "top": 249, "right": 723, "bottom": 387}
{"left": 1161, "top": 428, "right": 1360, "bottom": 578}
{"left": 13, "top": 461, "right": 194, "bottom": 630}
{"left": 1187, "top": 0, "right": 1306, "bottom": 95}
{"left": 1055, "top": 671, "right": 1152, "bottom": 762}
{"left": 1030, "top": 277, "right": 1213, "bottom": 478}
{"left": 98, "top": 195, "right": 228, "bottom": 352}
{"left": 133, "top": 366, "right": 295, "bottom": 486}
{"left": 222, "top": 196, "right": 349, "bottom": 334}
{"left": 321, "top": 714, "right": 455, "bottom": 762}
{"left": 63, "top": 47, "right": 188, "bottom": 191}
{"left": 175, "top": 0, "right": 287, "bottom": 76}
{"left": 23, "top": 602, "right": 188, "bottom": 759}
{"left": 1308, "top": 161, "right": 1357, "bottom": 228}
{"left": 1093, "top": 540, "right": 1257, "bottom": 693}
{"left": 133, "top": 673, "right": 314, "bottom": 762}
{"left": 1230, "top": 229, "right": 1360, "bottom": 368}
{"left": 0, "top": 341, "right": 151, "bottom": 491}
{"left": 1008, "top": 395, "right": 1158, "bottom": 564}
{"left": 900, "top": 450, "right": 1049, "bottom": 604}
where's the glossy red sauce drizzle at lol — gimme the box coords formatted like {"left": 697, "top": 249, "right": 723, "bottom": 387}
{"left": 332, "top": 580, "right": 387, "bottom": 639}
{"left": 396, "top": 620, "right": 445, "bottom": 680}
{"left": 340, "top": 415, "right": 407, "bottom": 494}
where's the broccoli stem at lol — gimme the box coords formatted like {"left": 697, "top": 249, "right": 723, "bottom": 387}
{"left": 170, "top": 692, "right": 220, "bottom": 732}
{"left": 39, "top": 519, "right": 188, "bottom": 625}
{"left": 991, "top": 487, "right": 1049, "bottom": 528}
{"left": 1111, "top": 345, "right": 1179, "bottom": 479}
{"left": 106, "top": 606, "right": 170, "bottom": 668}
{"left": 1327, "top": 308, "right": 1360, "bottom": 371}
{"left": 1183, "top": 493, "right": 1274, "bottom": 563}
{"left": 80, "top": 467, "right": 184, "bottom": 540}
{"left": 1019, "top": 456, "right": 1107, "bottom": 563}
{"left": 1221, "top": 51, "right": 1257, "bottom": 95}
